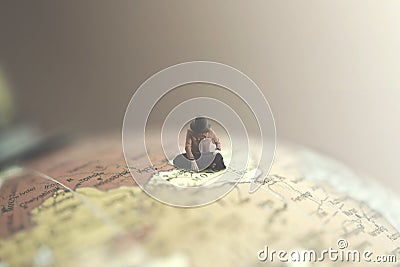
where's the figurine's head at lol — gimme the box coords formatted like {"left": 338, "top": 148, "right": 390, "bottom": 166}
{"left": 190, "top": 117, "right": 210, "bottom": 134}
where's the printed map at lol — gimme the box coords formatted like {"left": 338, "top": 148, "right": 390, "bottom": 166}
{"left": 0, "top": 134, "right": 399, "bottom": 267}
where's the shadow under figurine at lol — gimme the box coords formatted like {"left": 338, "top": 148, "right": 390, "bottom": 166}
{"left": 173, "top": 117, "right": 226, "bottom": 172}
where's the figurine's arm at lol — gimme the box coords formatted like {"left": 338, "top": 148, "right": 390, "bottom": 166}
{"left": 185, "top": 129, "right": 195, "bottom": 160}
{"left": 210, "top": 129, "right": 221, "bottom": 151}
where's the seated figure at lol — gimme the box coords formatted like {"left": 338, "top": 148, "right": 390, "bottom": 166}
{"left": 173, "top": 117, "right": 226, "bottom": 172}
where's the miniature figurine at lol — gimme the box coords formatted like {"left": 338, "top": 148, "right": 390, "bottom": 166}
{"left": 173, "top": 117, "right": 226, "bottom": 172}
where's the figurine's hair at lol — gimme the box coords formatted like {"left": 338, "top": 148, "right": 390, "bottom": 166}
{"left": 190, "top": 117, "right": 210, "bottom": 133}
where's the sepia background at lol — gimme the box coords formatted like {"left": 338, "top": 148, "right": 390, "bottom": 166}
{"left": 0, "top": 1, "right": 399, "bottom": 192}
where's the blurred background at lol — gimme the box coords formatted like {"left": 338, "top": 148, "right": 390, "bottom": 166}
{"left": 0, "top": 1, "right": 399, "bottom": 192}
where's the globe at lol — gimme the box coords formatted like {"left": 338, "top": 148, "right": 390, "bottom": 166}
{"left": 0, "top": 134, "right": 398, "bottom": 267}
